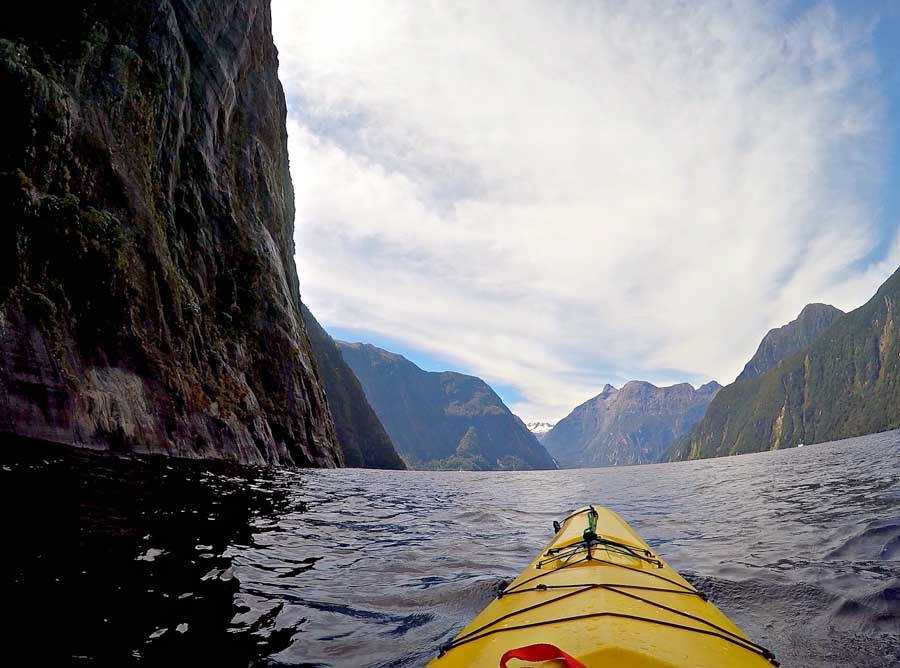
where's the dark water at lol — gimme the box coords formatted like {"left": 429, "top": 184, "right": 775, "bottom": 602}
{"left": 3, "top": 431, "right": 900, "bottom": 667}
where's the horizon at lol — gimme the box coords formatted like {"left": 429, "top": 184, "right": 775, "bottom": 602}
{"left": 273, "top": 0, "right": 900, "bottom": 423}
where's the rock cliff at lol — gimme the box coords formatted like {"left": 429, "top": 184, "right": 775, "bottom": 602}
{"left": 543, "top": 381, "right": 721, "bottom": 467}
{"left": 735, "top": 303, "right": 844, "bottom": 382}
{"left": 0, "top": 1, "right": 342, "bottom": 466}
{"left": 337, "top": 342, "right": 557, "bottom": 470}
{"left": 301, "top": 306, "right": 405, "bottom": 469}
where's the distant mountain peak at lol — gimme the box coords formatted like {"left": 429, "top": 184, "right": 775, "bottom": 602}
{"left": 336, "top": 342, "right": 556, "bottom": 471}
{"left": 597, "top": 384, "right": 618, "bottom": 399}
{"left": 526, "top": 421, "right": 555, "bottom": 435}
{"left": 544, "top": 380, "right": 720, "bottom": 467}
{"left": 798, "top": 302, "right": 839, "bottom": 317}
{"left": 736, "top": 303, "right": 844, "bottom": 382}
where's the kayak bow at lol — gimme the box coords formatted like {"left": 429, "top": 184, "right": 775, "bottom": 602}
{"left": 428, "top": 505, "right": 777, "bottom": 668}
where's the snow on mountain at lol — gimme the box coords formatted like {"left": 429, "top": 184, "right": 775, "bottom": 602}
{"left": 526, "top": 421, "right": 556, "bottom": 436}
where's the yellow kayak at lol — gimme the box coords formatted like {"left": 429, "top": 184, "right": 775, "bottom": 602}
{"left": 429, "top": 506, "right": 777, "bottom": 668}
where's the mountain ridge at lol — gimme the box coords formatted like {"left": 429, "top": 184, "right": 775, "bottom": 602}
{"left": 667, "top": 271, "right": 900, "bottom": 460}
{"left": 301, "top": 307, "right": 406, "bottom": 469}
{"left": 736, "top": 303, "right": 844, "bottom": 382}
{"left": 543, "top": 380, "right": 721, "bottom": 467}
{"left": 336, "top": 341, "right": 557, "bottom": 471}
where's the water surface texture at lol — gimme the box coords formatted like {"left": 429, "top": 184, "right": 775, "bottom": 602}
{"left": 3, "top": 431, "right": 900, "bottom": 667}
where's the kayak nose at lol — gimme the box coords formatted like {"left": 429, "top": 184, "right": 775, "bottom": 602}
{"left": 428, "top": 505, "right": 778, "bottom": 668}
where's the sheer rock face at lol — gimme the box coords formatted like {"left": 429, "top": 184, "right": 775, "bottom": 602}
{"left": 301, "top": 305, "right": 406, "bottom": 469}
{"left": 735, "top": 303, "right": 844, "bottom": 382}
{"left": 543, "top": 381, "right": 722, "bottom": 468}
{"left": 0, "top": 1, "right": 342, "bottom": 466}
{"left": 337, "top": 342, "right": 557, "bottom": 471}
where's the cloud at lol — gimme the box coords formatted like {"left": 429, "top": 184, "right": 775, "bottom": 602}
{"left": 272, "top": 0, "right": 896, "bottom": 422}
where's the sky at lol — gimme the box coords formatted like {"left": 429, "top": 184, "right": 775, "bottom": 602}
{"left": 272, "top": 0, "right": 900, "bottom": 424}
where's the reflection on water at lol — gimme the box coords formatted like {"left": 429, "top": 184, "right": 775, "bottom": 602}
{"left": 2, "top": 431, "right": 899, "bottom": 667}
{"left": 2, "top": 439, "right": 293, "bottom": 666}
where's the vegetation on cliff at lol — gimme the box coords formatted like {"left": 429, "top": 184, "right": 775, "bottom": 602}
{"left": 735, "top": 303, "right": 844, "bottom": 382}
{"left": 301, "top": 306, "right": 405, "bottom": 469}
{"left": 668, "top": 268, "right": 900, "bottom": 460}
{"left": 0, "top": 1, "right": 341, "bottom": 465}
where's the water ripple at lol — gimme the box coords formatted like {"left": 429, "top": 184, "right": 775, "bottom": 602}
{"left": 2, "top": 430, "right": 899, "bottom": 666}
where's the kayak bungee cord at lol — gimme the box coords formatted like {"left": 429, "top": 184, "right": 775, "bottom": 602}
{"left": 506, "top": 552, "right": 696, "bottom": 594}
{"left": 540, "top": 538, "right": 662, "bottom": 569}
{"left": 554, "top": 505, "right": 597, "bottom": 528}
{"left": 499, "top": 581, "right": 708, "bottom": 600}
{"left": 438, "top": 610, "right": 780, "bottom": 666}
{"left": 446, "top": 574, "right": 777, "bottom": 663}
{"left": 546, "top": 536, "right": 657, "bottom": 560}
{"left": 434, "top": 507, "right": 780, "bottom": 667}
{"left": 547, "top": 506, "right": 662, "bottom": 567}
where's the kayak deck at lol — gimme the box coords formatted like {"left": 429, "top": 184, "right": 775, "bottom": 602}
{"left": 429, "top": 506, "right": 777, "bottom": 668}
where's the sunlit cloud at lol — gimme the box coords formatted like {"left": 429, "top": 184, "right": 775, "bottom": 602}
{"left": 273, "top": 0, "right": 896, "bottom": 422}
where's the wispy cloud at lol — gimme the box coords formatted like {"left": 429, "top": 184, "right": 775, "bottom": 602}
{"left": 273, "top": 0, "right": 896, "bottom": 421}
